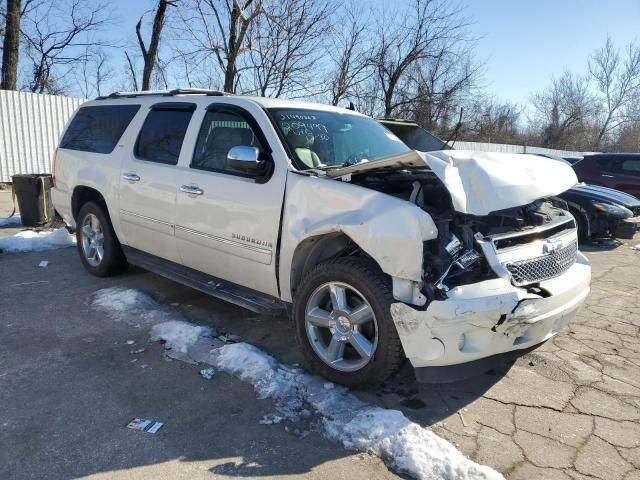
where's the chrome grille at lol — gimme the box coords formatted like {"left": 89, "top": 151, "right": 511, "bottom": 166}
{"left": 505, "top": 240, "right": 578, "bottom": 286}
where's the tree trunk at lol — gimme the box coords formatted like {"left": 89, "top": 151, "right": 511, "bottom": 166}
{"left": 141, "top": 0, "right": 171, "bottom": 91}
{"left": 1, "top": 0, "right": 21, "bottom": 90}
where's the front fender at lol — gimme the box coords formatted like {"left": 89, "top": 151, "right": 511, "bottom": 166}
{"left": 278, "top": 172, "right": 437, "bottom": 302}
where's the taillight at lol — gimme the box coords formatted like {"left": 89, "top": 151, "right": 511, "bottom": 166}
{"left": 51, "top": 148, "right": 59, "bottom": 187}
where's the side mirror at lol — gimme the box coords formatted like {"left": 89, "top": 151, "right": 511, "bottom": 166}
{"left": 227, "top": 145, "right": 263, "bottom": 173}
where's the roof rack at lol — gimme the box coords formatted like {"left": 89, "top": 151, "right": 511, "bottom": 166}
{"left": 96, "top": 88, "right": 225, "bottom": 100}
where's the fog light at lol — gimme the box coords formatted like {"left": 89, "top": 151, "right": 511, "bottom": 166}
{"left": 457, "top": 333, "right": 466, "bottom": 351}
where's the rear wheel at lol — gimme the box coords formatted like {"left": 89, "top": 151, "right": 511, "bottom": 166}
{"left": 76, "top": 202, "right": 127, "bottom": 277}
{"left": 293, "top": 257, "right": 404, "bottom": 388}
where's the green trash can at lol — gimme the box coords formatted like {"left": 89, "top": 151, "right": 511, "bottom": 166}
{"left": 11, "top": 174, "right": 55, "bottom": 227}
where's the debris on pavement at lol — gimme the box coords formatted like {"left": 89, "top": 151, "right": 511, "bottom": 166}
{"left": 132, "top": 347, "right": 145, "bottom": 354}
{"left": 260, "top": 414, "right": 284, "bottom": 425}
{"left": 200, "top": 367, "right": 215, "bottom": 380}
{"left": 219, "top": 334, "right": 242, "bottom": 343}
{"left": 38, "top": 260, "right": 48, "bottom": 267}
{"left": 126, "top": 418, "right": 164, "bottom": 433}
{"left": 126, "top": 340, "right": 135, "bottom": 345}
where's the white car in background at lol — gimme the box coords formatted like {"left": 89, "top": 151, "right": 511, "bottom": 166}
{"left": 52, "top": 89, "right": 591, "bottom": 386}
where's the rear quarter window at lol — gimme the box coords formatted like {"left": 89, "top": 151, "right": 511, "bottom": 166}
{"left": 60, "top": 105, "right": 140, "bottom": 154}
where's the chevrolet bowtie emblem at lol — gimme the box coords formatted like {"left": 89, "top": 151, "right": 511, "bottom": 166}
{"left": 543, "top": 238, "right": 563, "bottom": 254}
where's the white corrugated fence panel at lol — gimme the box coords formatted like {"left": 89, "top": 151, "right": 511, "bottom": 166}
{"left": 454, "top": 141, "right": 583, "bottom": 157}
{"left": 0, "top": 90, "right": 85, "bottom": 182}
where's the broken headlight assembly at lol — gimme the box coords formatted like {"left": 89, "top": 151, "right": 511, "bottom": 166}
{"left": 423, "top": 233, "right": 485, "bottom": 300}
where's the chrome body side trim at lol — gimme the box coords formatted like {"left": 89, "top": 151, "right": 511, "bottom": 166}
{"left": 174, "top": 224, "right": 272, "bottom": 255}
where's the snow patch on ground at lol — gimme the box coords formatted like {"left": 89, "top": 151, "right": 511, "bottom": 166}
{"left": 92, "top": 287, "right": 502, "bottom": 480}
{"left": 0, "top": 227, "right": 75, "bottom": 253}
{"left": 213, "top": 343, "right": 502, "bottom": 480}
{"left": 92, "top": 287, "right": 179, "bottom": 327}
{"left": 150, "top": 320, "right": 215, "bottom": 354}
{"left": 0, "top": 214, "right": 21, "bottom": 227}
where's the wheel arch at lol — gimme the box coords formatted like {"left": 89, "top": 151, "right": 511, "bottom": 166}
{"left": 71, "top": 186, "right": 111, "bottom": 222}
{"left": 289, "top": 232, "right": 367, "bottom": 300}
{"left": 566, "top": 201, "right": 591, "bottom": 240}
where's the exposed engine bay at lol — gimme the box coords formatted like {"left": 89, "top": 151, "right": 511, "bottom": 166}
{"left": 349, "top": 167, "right": 575, "bottom": 301}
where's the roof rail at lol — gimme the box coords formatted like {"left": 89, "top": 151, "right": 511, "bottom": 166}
{"left": 96, "top": 88, "right": 225, "bottom": 100}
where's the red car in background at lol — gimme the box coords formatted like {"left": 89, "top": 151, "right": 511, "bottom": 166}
{"left": 573, "top": 153, "right": 640, "bottom": 197}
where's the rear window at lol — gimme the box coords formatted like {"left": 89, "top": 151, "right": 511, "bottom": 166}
{"left": 60, "top": 105, "right": 140, "bottom": 154}
{"left": 135, "top": 108, "right": 194, "bottom": 165}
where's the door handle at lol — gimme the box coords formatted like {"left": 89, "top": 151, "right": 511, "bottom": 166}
{"left": 601, "top": 174, "right": 615, "bottom": 178}
{"left": 122, "top": 172, "right": 140, "bottom": 182}
{"left": 180, "top": 185, "right": 204, "bottom": 196}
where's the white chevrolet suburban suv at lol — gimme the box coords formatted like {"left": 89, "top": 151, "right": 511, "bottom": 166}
{"left": 52, "top": 89, "right": 591, "bottom": 387}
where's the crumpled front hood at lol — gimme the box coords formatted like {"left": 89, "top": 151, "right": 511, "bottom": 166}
{"left": 421, "top": 150, "right": 578, "bottom": 215}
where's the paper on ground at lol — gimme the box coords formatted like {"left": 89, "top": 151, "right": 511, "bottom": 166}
{"left": 126, "top": 418, "right": 164, "bottom": 433}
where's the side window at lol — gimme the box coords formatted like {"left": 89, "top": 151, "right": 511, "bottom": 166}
{"left": 191, "top": 109, "right": 265, "bottom": 175}
{"left": 596, "top": 157, "right": 621, "bottom": 171}
{"left": 60, "top": 105, "right": 140, "bottom": 154}
{"left": 135, "top": 106, "right": 194, "bottom": 165}
{"left": 620, "top": 159, "right": 640, "bottom": 174}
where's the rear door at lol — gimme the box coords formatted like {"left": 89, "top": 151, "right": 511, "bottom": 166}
{"left": 613, "top": 157, "right": 640, "bottom": 197}
{"left": 118, "top": 102, "right": 196, "bottom": 263}
{"left": 581, "top": 156, "right": 622, "bottom": 189}
{"left": 174, "top": 102, "right": 286, "bottom": 297}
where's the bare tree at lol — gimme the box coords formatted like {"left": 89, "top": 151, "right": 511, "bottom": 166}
{"left": 136, "top": 0, "right": 176, "bottom": 91}
{"left": 369, "top": 0, "right": 471, "bottom": 117}
{"left": 73, "top": 47, "right": 113, "bottom": 97}
{"left": 531, "top": 71, "right": 595, "bottom": 149}
{"left": 403, "top": 45, "right": 480, "bottom": 135}
{"left": 326, "top": 6, "right": 369, "bottom": 106}
{"left": 588, "top": 36, "right": 640, "bottom": 148}
{"left": 247, "top": 0, "right": 330, "bottom": 98}
{"left": 20, "top": 0, "right": 114, "bottom": 93}
{"left": 176, "top": 0, "right": 263, "bottom": 93}
{"left": 124, "top": 51, "right": 139, "bottom": 91}
{"left": 1, "top": 0, "right": 21, "bottom": 89}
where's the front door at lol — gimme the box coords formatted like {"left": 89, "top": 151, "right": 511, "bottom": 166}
{"left": 118, "top": 103, "right": 196, "bottom": 263}
{"left": 174, "top": 103, "right": 286, "bottom": 297}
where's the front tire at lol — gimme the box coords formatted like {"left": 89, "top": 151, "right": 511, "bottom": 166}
{"left": 293, "top": 257, "right": 404, "bottom": 388}
{"left": 76, "top": 202, "right": 127, "bottom": 277}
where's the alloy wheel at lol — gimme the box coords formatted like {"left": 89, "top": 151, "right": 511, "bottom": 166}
{"left": 81, "top": 213, "right": 105, "bottom": 267}
{"left": 304, "top": 281, "right": 378, "bottom": 372}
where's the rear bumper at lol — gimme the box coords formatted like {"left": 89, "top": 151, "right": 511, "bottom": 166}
{"left": 51, "top": 186, "right": 75, "bottom": 228}
{"left": 391, "top": 252, "right": 591, "bottom": 374}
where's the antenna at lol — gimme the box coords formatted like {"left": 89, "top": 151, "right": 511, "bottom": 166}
{"left": 443, "top": 108, "right": 464, "bottom": 150}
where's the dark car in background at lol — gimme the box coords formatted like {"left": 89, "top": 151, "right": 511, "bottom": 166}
{"left": 561, "top": 184, "right": 640, "bottom": 240}
{"left": 536, "top": 154, "right": 640, "bottom": 240}
{"left": 378, "top": 120, "right": 640, "bottom": 242}
{"left": 573, "top": 153, "right": 640, "bottom": 197}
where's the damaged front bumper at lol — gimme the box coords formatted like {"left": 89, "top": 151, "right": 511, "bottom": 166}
{"left": 391, "top": 252, "right": 591, "bottom": 380}
{"left": 616, "top": 215, "right": 640, "bottom": 239}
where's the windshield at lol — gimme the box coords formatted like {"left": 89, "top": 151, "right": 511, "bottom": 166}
{"left": 268, "top": 108, "right": 410, "bottom": 170}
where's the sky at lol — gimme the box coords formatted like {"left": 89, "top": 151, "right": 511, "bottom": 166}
{"left": 107, "top": 0, "right": 640, "bottom": 106}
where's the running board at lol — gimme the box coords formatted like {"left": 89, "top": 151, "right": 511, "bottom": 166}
{"left": 122, "top": 246, "right": 287, "bottom": 316}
